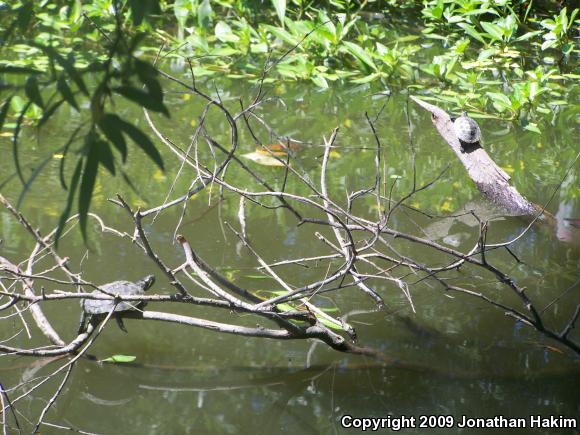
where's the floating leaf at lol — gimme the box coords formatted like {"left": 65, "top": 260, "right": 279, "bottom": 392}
{"left": 101, "top": 355, "right": 137, "bottom": 363}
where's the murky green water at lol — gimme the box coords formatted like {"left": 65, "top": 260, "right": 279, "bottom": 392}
{"left": 1, "top": 78, "right": 579, "bottom": 434}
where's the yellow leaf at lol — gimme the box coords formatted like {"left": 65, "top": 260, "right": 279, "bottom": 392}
{"left": 329, "top": 150, "right": 341, "bottom": 159}
{"left": 342, "top": 119, "right": 352, "bottom": 128}
{"left": 502, "top": 164, "right": 514, "bottom": 174}
{"left": 53, "top": 153, "right": 64, "bottom": 159}
{"left": 183, "top": 94, "right": 191, "bottom": 101}
{"left": 190, "top": 118, "right": 197, "bottom": 127}
{"left": 153, "top": 169, "right": 166, "bottom": 182}
{"left": 440, "top": 201, "right": 452, "bottom": 212}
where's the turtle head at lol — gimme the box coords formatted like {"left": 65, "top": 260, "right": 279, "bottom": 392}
{"left": 139, "top": 274, "right": 156, "bottom": 290}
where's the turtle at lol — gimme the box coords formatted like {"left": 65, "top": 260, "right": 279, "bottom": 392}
{"left": 453, "top": 111, "right": 481, "bottom": 145}
{"left": 79, "top": 275, "right": 155, "bottom": 333}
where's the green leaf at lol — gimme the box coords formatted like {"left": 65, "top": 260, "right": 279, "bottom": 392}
{"left": 516, "top": 31, "right": 542, "bottom": 42}
{"left": 311, "top": 75, "right": 328, "bottom": 89}
{"left": 271, "top": 0, "right": 286, "bottom": 26}
{"left": 55, "top": 158, "right": 83, "bottom": 246}
{"left": 541, "top": 39, "right": 556, "bottom": 51}
{"left": 523, "top": 123, "right": 541, "bottom": 134}
{"left": 215, "top": 21, "right": 240, "bottom": 43}
{"left": 0, "top": 65, "right": 43, "bottom": 74}
{"left": 24, "top": 75, "right": 44, "bottom": 109}
{"left": 12, "top": 101, "right": 32, "bottom": 185}
{"left": 114, "top": 86, "right": 169, "bottom": 116}
{"left": 118, "top": 118, "right": 164, "bottom": 170}
{"left": 59, "top": 126, "right": 83, "bottom": 190}
{"left": 98, "top": 114, "right": 128, "bottom": 162}
{"left": 128, "top": 0, "right": 160, "bottom": 26}
{"left": 342, "top": 41, "right": 377, "bottom": 71}
{"left": 133, "top": 59, "right": 164, "bottom": 102}
{"left": 96, "top": 138, "right": 116, "bottom": 175}
{"left": 79, "top": 135, "right": 100, "bottom": 240}
{"left": 101, "top": 355, "right": 137, "bottom": 363}
{"left": 31, "top": 43, "right": 88, "bottom": 96}
{"left": 38, "top": 99, "right": 65, "bottom": 128}
{"left": 263, "top": 25, "right": 300, "bottom": 46}
{"left": 198, "top": 0, "right": 212, "bottom": 29}
{"left": 350, "top": 72, "right": 381, "bottom": 84}
{"left": 57, "top": 75, "right": 80, "bottom": 111}
{"left": 16, "top": 152, "right": 54, "bottom": 209}
{"left": 457, "top": 23, "right": 486, "bottom": 43}
{"left": 0, "top": 97, "right": 13, "bottom": 133}
{"left": 480, "top": 21, "right": 504, "bottom": 40}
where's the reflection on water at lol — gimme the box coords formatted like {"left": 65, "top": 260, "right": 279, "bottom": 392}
{"left": 0, "top": 78, "right": 578, "bottom": 433}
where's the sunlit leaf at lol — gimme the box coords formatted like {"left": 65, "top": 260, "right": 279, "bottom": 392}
{"left": 311, "top": 75, "right": 328, "bottom": 89}
{"left": 523, "top": 123, "right": 541, "bottom": 134}
{"left": 215, "top": 21, "right": 240, "bottom": 43}
{"left": 342, "top": 41, "right": 377, "bottom": 71}
{"left": 198, "top": 0, "right": 212, "bottom": 29}
{"left": 101, "top": 355, "right": 137, "bottom": 363}
{"left": 480, "top": 21, "right": 504, "bottom": 40}
{"left": 271, "top": 0, "right": 286, "bottom": 26}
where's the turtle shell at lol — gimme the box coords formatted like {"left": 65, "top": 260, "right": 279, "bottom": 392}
{"left": 82, "top": 275, "right": 155, "bottom": 315}
{"left": 453, "top": 112, "right": 481, "bottom": 143}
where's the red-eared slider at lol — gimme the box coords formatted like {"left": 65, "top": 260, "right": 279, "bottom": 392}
{"left": 79, "top": 275, "right": 155, "bottom": 333}
{"left": 453, "top": 111, "right": 481, "bottom": 144}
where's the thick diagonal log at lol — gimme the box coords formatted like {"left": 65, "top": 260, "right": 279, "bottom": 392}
{"left": 411, "top": 96, "right": 538, "bottom": 216}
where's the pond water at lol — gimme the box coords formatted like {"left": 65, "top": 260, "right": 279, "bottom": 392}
{"left": 0, "top": 77, "right": 579, "bottom": 434}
